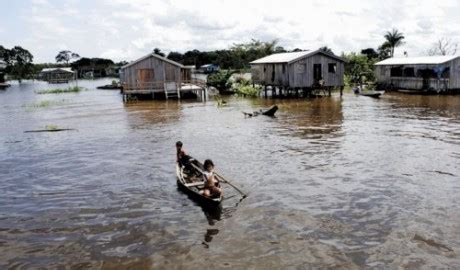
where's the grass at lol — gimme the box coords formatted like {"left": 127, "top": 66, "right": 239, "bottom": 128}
{"left": 45, "top": 124, "right": 60, "bottom": 131}
{"left": 23, "top": 99, "right": 66, "bottom": 110}
{"left": 36, "top": 86, "right": 85, "bottom": 94}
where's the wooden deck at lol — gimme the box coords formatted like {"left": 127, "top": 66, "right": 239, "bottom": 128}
{"left": 121, "top": 79, "right": 207, "bottom": 101}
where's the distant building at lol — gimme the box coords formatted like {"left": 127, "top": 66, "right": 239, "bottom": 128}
{"left": 250, "top": 50, "right": 345, "bottom": 93}
{"left": 199, "top": 64, "right": 219, "bottom": 74}
{"left": 374, "top": 55, "right": 460, "bottom": 92}
{"left": 39, "top": 67, "right": 75, "bottom": 83}
{"left": 120, "top": 53, "right": 206, "bottom": 100}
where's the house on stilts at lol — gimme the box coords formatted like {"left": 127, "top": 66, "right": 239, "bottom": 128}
{"left": 250, "top": 49, "right": 345, "bottom": 97}
{"left": 119, "top": 53, "right": 206, "bottom": 101}
{"left": 374, "top": 55, "right": 460, "bottom": 93}
{"left": 39, "top": 67, "right": 75, "bottom": 83}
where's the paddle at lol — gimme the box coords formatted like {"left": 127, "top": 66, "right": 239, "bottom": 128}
{"left": 214, "top": 172, "right": 247, "bottom": 198}
{"left": 190, "top": 163, "right": 247, "bottom": 198}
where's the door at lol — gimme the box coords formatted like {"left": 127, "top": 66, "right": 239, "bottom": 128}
{"left": 313, "top": 64, "right": 322, "bottom": 81}
{"left": 137, "top": 69, "right": 154, "bottom": 89}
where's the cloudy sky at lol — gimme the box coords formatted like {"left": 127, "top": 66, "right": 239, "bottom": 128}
{"left": 1, "top": 0, "right": 459, "bottom": 63}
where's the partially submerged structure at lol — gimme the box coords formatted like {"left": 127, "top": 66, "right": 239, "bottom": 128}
{"left": 39, "top": 67, "right": 75, "bottom": 83}
{"left": 120, "top": 53, "right": 206, "bottom": 100}
{"left": 199, "top": 64, "right": 219, "bottom": 74}
{"left": 250, "top": 50, "right": 345, "bottom": 97}
{"left": 374, "top": 55, "right": 460, "bottom": 93}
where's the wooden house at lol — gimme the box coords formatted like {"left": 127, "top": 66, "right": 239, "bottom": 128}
{"left": 39, "top": 67, "right": 75, "bottom": 83}
{"left": 250, "top": 50, "right": 345, "bottom": 96}
{"left": 120, "top": 53, "right": 206, "bottom": 100}
{"left": 374, "top": 55, "right": 460, "bottom": 93}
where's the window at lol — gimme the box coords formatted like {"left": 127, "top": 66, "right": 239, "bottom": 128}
{"left": 403, "top": 67, "right": 415, "bottom": 77}
{"left": 441, "top": 67, "right": 450, "bottom": 78}
{"left": 282, "top": 64, "right": 286, "bottom": 74}
{"left": 328, "top": 63, "right": 337, "bottom": 73}
{"left": 390, "top": 66, "right": 403, "bottom": 77}
{"left": 297, "top": 64, "right": 305, "bottom": 73}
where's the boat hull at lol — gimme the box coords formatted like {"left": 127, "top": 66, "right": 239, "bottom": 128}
{"left": 176, "top": 161, "right": 222, "bottom": 208}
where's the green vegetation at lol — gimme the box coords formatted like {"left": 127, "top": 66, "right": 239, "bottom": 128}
{"left": 36, "top": 86, "right": 85, "bottom": 94}
{"left": 230, "top": 77, "right": 261, "bottom": 97}
{"left": 343, "top": 53, "right": 376, "bottom": 84}
{"left": 383, "top": 29, "right": 405, "bottom": 57}
{"left": 167, "top": 39, "right": 287, "bottom": 70}
{"left": 206, "top": 71, "right": 233, "bottom": 92}
{"left": 0, "top": 45, "right": 34, "bottom": 82}
{"left": 45, "top": 124, "right": 60, "bottom": 131}
{"left": 24, "top": 99, "right": 66, "bottom": 109}
{"left": 55, "top": 50, "right": 80, "bottom": 65}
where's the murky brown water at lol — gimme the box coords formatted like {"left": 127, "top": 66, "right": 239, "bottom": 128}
{"left": 1, "top": 79, "right": 459, "bottom": 269}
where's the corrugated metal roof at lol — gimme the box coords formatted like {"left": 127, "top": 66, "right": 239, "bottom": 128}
{"left": 375, "top": 55, "right": 460, "bottom": 65}
{"left": 40, "top": 67, "right": 74, "bottom": 73}
{"left": 250, "top": 51, "right": 311, "bottom": 64}
{"left": 121, "top": 53, "right": 184, "bottom": 69}
{"left": 250, "top": 49, "right": 345, "bottom": 64}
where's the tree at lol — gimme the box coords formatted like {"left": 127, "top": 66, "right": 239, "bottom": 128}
{"left": 377, "top": 42, "right": 392, "bottom": 60}
{"left": 167, "top": 51, "right": 184, "bottom": 62}
{"left": 383, "top": 29, "right": 405, "bottom": 57}
{"left": 153, "top": 48, "right": 165, "bottom": 57}
{"left": 319, "top": 46, "right": 334, "bottom": 55}
{"left": 55, "top": 50, "right": 80, "bottom": 64}
{"left": 8, "top": 46, "right": 34, "bottom": 82}
{"left": 361, "top": 48, "right": 379, "bottom": 59}
{"left": 428, "top": 37, "right": 458, "bottom": 56}
{"left": 343, "top": 53, "right": 375, "bottom": 84}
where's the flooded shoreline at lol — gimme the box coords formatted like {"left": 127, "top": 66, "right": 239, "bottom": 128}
{"left": 1, "top": 79, "right": 459, "bottom": 268}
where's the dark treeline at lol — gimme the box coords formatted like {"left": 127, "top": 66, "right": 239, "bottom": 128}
{"left": 163, "top": 39, "right": 305, "bottom": 69}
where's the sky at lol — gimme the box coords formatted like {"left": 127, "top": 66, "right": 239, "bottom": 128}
{"left": 1, "top": 0, "right": 459, "bottom": 63}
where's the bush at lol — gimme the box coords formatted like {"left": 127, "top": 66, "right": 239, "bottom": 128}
{"left": 230, "top": 77, "right": 261, "bottom": 97}
{"left": 206, "top": 71, "right": 233, "bottom": 92}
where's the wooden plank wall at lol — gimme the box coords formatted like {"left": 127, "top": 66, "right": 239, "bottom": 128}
{"left": 450, "top": 58, "right": 460, "bottom": 89}
{"left": 375, "top": 60, "right": 460, "bottom": 90}
{"left": 120, "top": 56, "right": 182, "bottom": 89}
{"left": 251, "top": 53, "right": 344, "bottom": 88}
{"left": 289, "top": 54, "right": 344, "bottom": 88}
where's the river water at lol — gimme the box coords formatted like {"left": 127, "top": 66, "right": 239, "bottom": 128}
{"left": 0, "top": 79, "right": 459, "bottom": 269}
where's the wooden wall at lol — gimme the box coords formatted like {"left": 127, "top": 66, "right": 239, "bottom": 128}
{"left": 120, "top": 56, "right": 182, "bottom": 89}
{"left": 450, "top": 58, "right": 460, "bottom": 89}
{"left": 251, "top": 53, "right": 344, "bottom": 88}
{"left": 375, "top": 59, "right": 460, "bottom": 90}
{"left": 289, "top": 54, "right": 344, "bottom": 88}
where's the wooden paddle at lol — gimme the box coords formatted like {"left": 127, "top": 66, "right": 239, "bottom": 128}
{"left": 190, "top": 163, "right": 247, "bottom": 198}
{"left": 214, "top": 172, "right": 247, "bottom": 198}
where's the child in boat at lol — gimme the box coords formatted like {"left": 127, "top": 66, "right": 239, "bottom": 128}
{"left": 176, "top": 141, "right": 189, "bottom": 166}
{"left": 201, "top": 159, "right": 222, "bottom": 198}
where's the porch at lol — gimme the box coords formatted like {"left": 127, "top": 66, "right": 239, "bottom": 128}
{"left": 121, "top": 79, "right": 207, "bottom": 101}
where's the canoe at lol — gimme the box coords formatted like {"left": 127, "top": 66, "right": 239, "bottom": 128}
{"left": 356, "top": 91, "right": 383, "bottom": 98}
{"left": 243, "top": 105, "right": 278, "bottom": 117}
{"left": 176, "top": 158, "right": 223, "bottom": 207}
{"left": 261, "top": 105, "right": 278, "bottom": 116}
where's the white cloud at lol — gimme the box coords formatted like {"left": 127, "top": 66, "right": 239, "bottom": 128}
{"left": 8, "top": 0, "right": 460, "bottom": 62}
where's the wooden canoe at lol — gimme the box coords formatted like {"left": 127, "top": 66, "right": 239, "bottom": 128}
{"left": 243, "top": 105, "right": 278, "bottom": 117}
{"left": 356, "top": 91, "right": 383, "bottom": 98}
{"left": 176, "top": 158, "right": 223, "bottom": 207}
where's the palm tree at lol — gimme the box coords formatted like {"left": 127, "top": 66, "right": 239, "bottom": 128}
{"left": 384, "top": 29, "right": 405, "bottom": 57}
